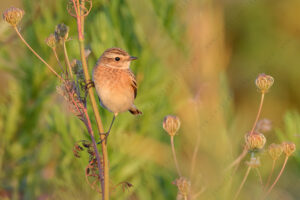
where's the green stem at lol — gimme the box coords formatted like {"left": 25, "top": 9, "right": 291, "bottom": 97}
{"left": 63, "top": 40, "right": 73, "bottom": 79}
{"left": 13, "top": 25, "right": 104, "bottom": 196}
{"left": 73, "top": 1, "right": 109, "bottom": 196}
{"left": 52, "top": 48, "right": 64, "bottom": 73}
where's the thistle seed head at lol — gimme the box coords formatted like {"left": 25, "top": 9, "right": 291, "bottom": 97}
{"left": 245, "top": 132, "right": 266, "bottom": 151}
{"left": 163, "top": 115, "right": 181, "bottom": 137}
{"left": 256, "top": 118, "right": 272, "bottom": 133}
{"left": 255, "top": 73, "right": 274, "bottom": 93}
{"left": 172, "top": 177, "right": 191, "bottom": 198}
{"left": 282, "top": 142, "right": 296, "bottom": 157}
{"left": 55, "top": 23, "right": 69, "bottom": 42}
{"left": 268, "top": 143, "right": 283, "bottom": 160}
{"left": 45, "top": 34, "right": 57, "bottom": 49}
{"left": 2, "top": 7, "right": 24, "bottom": 27}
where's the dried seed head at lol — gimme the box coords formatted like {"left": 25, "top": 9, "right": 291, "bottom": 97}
{"left": 282, "top": 142, "right": 296, "bottom": 157}
{"left": 245, "top": 132, "right": 266, "bottom": 151}
{"left": 2, "top": 7, "right": 25, "bottom": 27}
{"left": 255, "top": 73, "right": 274, "bottom": 93}
{"left": 256, "top": 118, "right": 272, "bottom": 133}
{"left": 45, "top": 34, "right": 57, "bottom": 49}
{"left": 246, "top": 156, "right": 260, "bottom": 168}
{"left": 163, "top": 115, "right": 181, "bottom": 137}
{"left": 268, "top": 143, "right": 283, "bottom": 160}
{"left": 55, "top": 23, "right": 69, "bottom": 42}
{"left": 172, "top": 177, "right": 191, "bottom": 197}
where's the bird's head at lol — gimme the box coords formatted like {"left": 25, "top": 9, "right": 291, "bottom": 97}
{"left": 97, "top": 47, "right": 137, "bottom": 69}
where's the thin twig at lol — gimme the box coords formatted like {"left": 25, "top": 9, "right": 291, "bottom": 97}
{"left": 225, "top": 146, "right": 248, "bottom": 171}
{"left": 255, "top": 168, "right": 263, "bottom": 186}
{"left": 63, "top": 39, "right": 73, "bottom": 78}
{"left": 14, "top": 27, "right": 63, "bottom": 81}
{"left": 52, "top": 48, "right": 64, "bottom": 73}
{"left": 234, "top": 166, "right": 251, "bottom": 200}
{"left": 192, "top": 187, "right": 206, "bottom": 199}
{"left": 190, "top": 131, "right": 200, "bottom": 179}
{"left": 171, "top": 136, "right": 182, "bottom": 177}
{"left": 250, "top": 93, "right": 265, "bottom": 135}
{"left": 263, "top": 156, "right": 289, "bottom": 199}
{"left": 264, "top": 160, "right": 276, "bottom": 191}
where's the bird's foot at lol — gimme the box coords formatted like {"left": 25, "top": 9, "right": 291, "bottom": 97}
{"left": 97, "top": 131, "right": 110, "bottom": 144}
{"left": 85, "top": 80, "right": 95, "bottom": 90}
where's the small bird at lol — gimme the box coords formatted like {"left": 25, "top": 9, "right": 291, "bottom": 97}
{"left": 92, "top": 47, "right": 142, "bottom": 136}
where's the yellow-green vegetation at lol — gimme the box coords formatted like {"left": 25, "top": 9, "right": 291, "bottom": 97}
{"left": 1, "top": 0, "right": 300, "bottom": 200}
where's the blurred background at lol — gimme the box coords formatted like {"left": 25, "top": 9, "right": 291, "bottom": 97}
{"left": 0, "top": 0, "right": 300, "bottom": 199}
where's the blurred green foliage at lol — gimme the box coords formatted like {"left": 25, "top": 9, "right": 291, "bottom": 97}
{"left": 0, "top": 0, "right": 300, "bottom": 200}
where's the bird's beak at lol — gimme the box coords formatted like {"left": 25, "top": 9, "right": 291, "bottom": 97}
{"left": 130, "top": 56, "right": 138, "bottom": 61}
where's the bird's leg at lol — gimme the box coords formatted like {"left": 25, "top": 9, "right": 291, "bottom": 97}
{"left": 97, "top": 114, "right": 116, "bottom": 144}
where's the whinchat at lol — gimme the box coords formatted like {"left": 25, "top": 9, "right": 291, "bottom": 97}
{"left": 92, "top": 47, "right": 142, "bottom": 134}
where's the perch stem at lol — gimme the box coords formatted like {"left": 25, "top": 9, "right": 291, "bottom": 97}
{"left": 170, "top": 136, "right": 182, "bottom": 177}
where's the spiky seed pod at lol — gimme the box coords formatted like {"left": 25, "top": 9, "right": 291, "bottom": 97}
{"left": 255, "top": 73, "right": 274, "bottom": 93}
{"left": 245, "top": 132, "right": 266, "bottom": 151}
{"left": 71, "top": 59, "right": 84, "bottom": 79}
{"left": 45, "top": 34, "right": 57, "bottom": 49}
{"left": 256, "top": 118, "right": 272, "bottom": 133}
{"left": 55, "top": 23, "right": 69, "bottom": 42}
{"left": 2, "top": 7, "right": 25, "bottom": 27}
{"left": 282, "top": 142, "right": 296, "bottom": 157}
{"left": 172, "top": 177, "right": 191, "bottom": 198}
{"left": 268, "top": 143, "right": 283, "bottom": 160}
{"left": 163, "top": 115, "right": 181, "bottom": 137}
{"left": 246, "top": 156, "right": 260, "bottom": 168}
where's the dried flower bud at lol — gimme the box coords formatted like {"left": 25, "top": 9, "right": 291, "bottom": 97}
{"left": 255, "top": 73, "right": 274, "bottom": 93}
{"left": 45, "top": 34, "right": 57, "bottom": 49}
{"left": 2, "top": 7, "right": 25, "bottom": 27}
{"left": 268, "top": 143, "right": 283, "bottom": 160}
{"left": 163, "top": 115, "right": 181, "bottom": 136}
{"left": 246, "top": 156, "right": 260, "bottom": 168}
{"left": 256, "top": 118, "right": 272, "bottom": 133}
{"left": 172, "top": 177, "right": 191, "bottom": 198}
{"left": 282, "top": 142, "right": 296, "bottom": 157}
{"left": 245, "top": 132, "right": 266, "bottom": 151}
{"left": 55, "top": 23, "right": 69, "bottom": 42}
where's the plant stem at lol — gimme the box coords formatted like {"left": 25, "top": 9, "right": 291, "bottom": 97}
{"left": 234, "top": 166, "right": 251, "bottom": 200}
{"left": 72, "top": 0, "right": 109, "bottom": 198}
{"left": 250, "top": 93, "right": 265, "bottom": 135}
{"left": 14, "top": 27, "right": 63, "bottom": 81}
{"left": 263, "top": 156, "right": 289, "bottom": 199}
{"left": 13, "top": 25, "right": 104, "bottom": 195}
{"left": 63, "top": 39, "right": 73, "bottom": 78}
{"left": 225, "top": 146, "right": 248, "bottom": 171}
{"left": 67, "top": 86, "right": 104, "bottom": 188}
{"left": 170, "top": 136, "right": 182, "bottom": 177}
{"left": 264, "top": 160, "right": 275, "bottom": 191}
{"left": 52, "top": 48, "right": 64, "bottom": 73}
{"left": 190, "top": 131, "right": 200, "bottom": 179}
{"left": 255, "top": 168, "right": 263, "bottom": 186}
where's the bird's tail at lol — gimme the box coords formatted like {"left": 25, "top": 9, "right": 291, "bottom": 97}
{"left": 128, "top": 105, "right": 142, "bottom": 115}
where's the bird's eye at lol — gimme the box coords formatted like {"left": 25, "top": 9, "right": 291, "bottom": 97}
{"left": 115, "top": 57, "right": 120, "bottom": 61}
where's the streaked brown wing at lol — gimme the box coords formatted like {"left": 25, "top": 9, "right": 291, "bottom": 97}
{"left": 128, "top": 69, "right": 137, "bottom": 98}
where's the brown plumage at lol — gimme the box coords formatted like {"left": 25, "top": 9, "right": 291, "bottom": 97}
{"left": 92, "top": 47, "right": 142, "bottom": 116}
